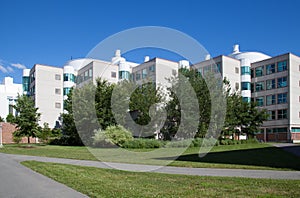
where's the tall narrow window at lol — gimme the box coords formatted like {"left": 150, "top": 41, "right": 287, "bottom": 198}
{"left": 277, "top": 93, "right": 287, "bottom": 104}
{"left": 255, "top": 66, "right": 264, "bottom": 77}
{"left": 277, "top": 60, "right": 287, "bottom": 72}
{"left": 266, "top": 79, "right": 276, "bottom": 90}
{"left": 266, "top": 64, "right": 275, "bottom": 75}
{"left": 277, "top": 76, "right": 287, "bottom": 88}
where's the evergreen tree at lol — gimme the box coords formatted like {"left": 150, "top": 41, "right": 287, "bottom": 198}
{"left": 13, "top": 95, "right": 40, "bottom": 143}
{"left": 61, "top": 88, "right": 83, "bottom": 145}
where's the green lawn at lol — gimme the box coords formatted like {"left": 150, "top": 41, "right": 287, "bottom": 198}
{"left": 22, "top": 161, "right": 300, "bottom": 198}
{"left": 2, "top": 143, "right": 300, "bottom": 170}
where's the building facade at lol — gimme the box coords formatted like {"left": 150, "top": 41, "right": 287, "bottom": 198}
{"left": 28, "top": 64, "right": 63, "bottom": 128}
{"left": 0, "top": 77, "right": 22, "bottom": 119}
{"left": 17, "top": 46, "right": 300, "bottom": 142}
{"left": 251, "top": 53, "right": 300, "bottom": 142}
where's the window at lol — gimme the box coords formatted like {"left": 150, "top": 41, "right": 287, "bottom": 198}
{"left": 242, "top": 97, "right": 251, "bottom": 103}
{"left": 88, "top": 69, "right": 93, "bottom": 77}
{"left": 235, "top": 67, "right": 239, "bottom": 74}
{"left": 84, "top": 71, "right": 89, "bottom": 80}
{"left": 266, "top": 64, "right": 275, "bottom": 75}
{"left": 267, "top": 110, "right": 276, "bottom": 120}
{"left": 277, "top": 109, "right": 287, "bottom": 119}
{"left": 217, "top": 63, "right": 222, "bottom": 73}
{"left": 203, "top": 65, "right": 211, "bottom": 75}
{"left": 9, "top": 104, "right": 13, "bottom": 115}
{"left": 277, "top": 60, "right": 287, "bottom": 72}
{"left": 267, "top": 128, "right": 287, "bottom": 133}
{"left": 55, "top": 74, "right": 61, "bottom": 80}
{"left": 255, "top": 81, "right": 264, "bottom": 91}
{"left": 149, "top": 65, "right": 155, "bottom": 72}
{"left": 266, "top": 95, "right": 276, "bottom": 105}
{"left": 277, "top": 76, "right": 287, "bottom": 88}
{"left": 136, "top": 73, "right": 141, "bottom": 81}
{"left": 55, "top": 88, "right": 61, "bottom": 95}
{"left": 235, "top": 82, "right": 239, "bottom": 90}
{"left": 241, "top": 66, "right": 250, "bottom": 75}
{"left": 63, "top": 88, "right": 71, "bottom": 96}
{"left": 64, "top": 73, "right": 75, "bottom": 82}
{"left": 256, "top": 97, "right": 264, "bottom": 106}
{"left": 277, "top": 93, "right": 287, "bottom": 104}
{"left": 197, "top": 68, "right": 202, "bottom": 75}
{"left": 55, "top": 102, "right": 61, "bottom": 109}
{"left": 266, "top": 79, "right": 276, "bottom": 90}
{"left": 111, "top": 72, "right": 116, "bottom": 78}
{"left": 142, "top": 69, "right": 147, "bottom": 79}
{"left": 30, "top": 72, "right": 35, "bottom": 82}
{"left": 292, "top": 128, "right": 300, "bottom": 132}
{"left": 255, "top": 66, "right": 264, "bottom": 77}
{"left": 241, "top": 82, "right": 250, "bottom": 90}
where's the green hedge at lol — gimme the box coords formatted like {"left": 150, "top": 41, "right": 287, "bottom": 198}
{"left": 219, "top": 138, "right": 259, "bottom": 145}
{"left": 122, "top": 138, "right": 165, "bottom": 149}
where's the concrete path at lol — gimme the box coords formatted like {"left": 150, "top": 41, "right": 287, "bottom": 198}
{"left": 1, "top": 153, "right": 300, "bottom": 181}
{"left": 273, "top": 143, "right": 300, "bottom": 157}
{"left": 0, "top": 153, "right": 88, "bottom": 198}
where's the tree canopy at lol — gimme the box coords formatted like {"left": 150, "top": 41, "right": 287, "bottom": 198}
{"left": 13, "top": 95, "right": 40, "bottom": 143}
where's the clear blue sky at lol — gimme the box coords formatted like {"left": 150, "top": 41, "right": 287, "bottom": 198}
{"left": 1, "top": 0, "right": 300, "bottom": 83}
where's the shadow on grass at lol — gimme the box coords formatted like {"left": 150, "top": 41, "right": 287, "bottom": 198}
{"left": 157, "top": 145, "right": 300, "bottom": 170}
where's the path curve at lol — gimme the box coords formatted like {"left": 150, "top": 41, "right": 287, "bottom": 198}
{"left": 1, "top": 153, "right": 300, "bottom": 180}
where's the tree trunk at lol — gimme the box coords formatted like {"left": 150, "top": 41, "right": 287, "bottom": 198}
{"left": 27, "top": 136, "right": 30, "bottom": 144}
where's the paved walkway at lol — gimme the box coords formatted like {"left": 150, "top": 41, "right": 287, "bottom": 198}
{"left": 273, "top": 143, "right": 300, "bottom": 157}
{"left": 1, "top": 153, "right": 300, "bottom": 181}
{"left": 0, "top": 153, "right": 88, "bottom": 198}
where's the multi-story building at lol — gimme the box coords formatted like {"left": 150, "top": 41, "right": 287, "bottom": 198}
{"left": 20, "top": 46, "right": 300, "bottom": 142}
{"left": 192, "top": 55, "right": 241, "bottom": 94}
{"left": 0, "top": 77, "right": 22, "bottom": 119}
{"left": 251, "top": 53, "right": 300, "bottom": 142}
{"left": 28, "top": 64, "right": 63, "bottom": 128}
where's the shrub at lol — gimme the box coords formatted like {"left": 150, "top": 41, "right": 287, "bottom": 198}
{"left": 122, "top": 138, "right": 164, "bottom": 149}
{"left": 165, "top": 139, "right": 194, "bottom": 148}
{"left": 93, "top": 125, "right": 133, "bottom": 147}
{"left": 13, "top": 135, "right": 22, "bottom": 144}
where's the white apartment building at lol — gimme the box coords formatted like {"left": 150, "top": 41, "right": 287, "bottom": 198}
{"left": 28, "top": 64, "right": 63, "bottom": 128}
{"left": 20, "top": 46, "right": 300, "bottom": 142}
{"left": 0, "top": 77, "right": 22, "bottom": 119}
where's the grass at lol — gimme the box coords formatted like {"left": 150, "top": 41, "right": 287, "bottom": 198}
{"left": 22, "top": 161, "right": 300, "bottom": 198}
{"left": 2, "top": 143, "right": 300, "bottom": 170}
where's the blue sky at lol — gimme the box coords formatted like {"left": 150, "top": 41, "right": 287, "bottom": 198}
{"left": 1, "top": 0, "right": 300, "bottom": 83}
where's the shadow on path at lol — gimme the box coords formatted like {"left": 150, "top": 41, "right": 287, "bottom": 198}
{"left": 157, "top": 146, "right": 300, "bottom": 170}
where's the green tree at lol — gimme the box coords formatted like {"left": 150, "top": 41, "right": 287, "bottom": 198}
{"left": 61, "top": 88, "right": 83, "bottom": 145}
{"left": 36, "top": 123, "right": 52, "bottom": 143}
{"left": 95, "top": 79, "right": 116, "bottom": 130}
{"left": 161, "top": 68, "right": 225, "bottom": 140}
{"left": 223, "top": 82, "right": 268, "bottom": 139}
{"left": 14, "top": 95, "right": 41, "bottom": 143}
{"left": 0, "top": 116, "right": 4, "bottom": 122}
{"left": 6, "top": 113, "right": 16, "bottom": 123}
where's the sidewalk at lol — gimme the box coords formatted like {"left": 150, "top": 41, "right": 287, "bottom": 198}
{"left": 0, "top": 153, "right": 88, "bottom": 198}
{"left": 2, "top": 153, "right": 300, "bottom": 180}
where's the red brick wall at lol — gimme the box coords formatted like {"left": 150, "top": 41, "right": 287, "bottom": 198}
{"left": 256, "top": 132, "right": 288, "bottom": 142}
{"left": 0, "top": 122, "right": 38, "bottom": 144}
{"left": 291, "top": 133, "right": 300, "bottom": 141}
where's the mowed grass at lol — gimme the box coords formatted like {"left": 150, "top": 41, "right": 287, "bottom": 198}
{"left": 2, "top": 143, "right": 300, "bottom": 170}
{"left": 22, "top": 161, "right": 300, "bottom": 198}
